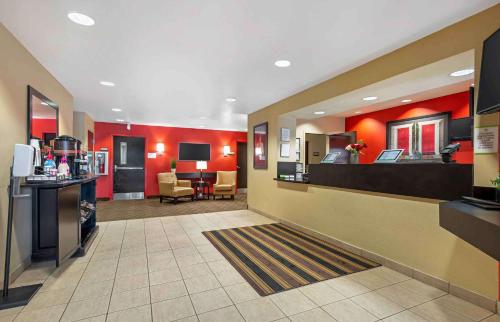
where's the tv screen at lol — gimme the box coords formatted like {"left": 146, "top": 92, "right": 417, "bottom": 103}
{"left": 477, "top": 28, "right": 500, "bottom": 114}
{"left": 178, "top": 143, "right": 210, "bottom": 161}
{"left": 449, "top": 117, "right": 473, "bottom": 141}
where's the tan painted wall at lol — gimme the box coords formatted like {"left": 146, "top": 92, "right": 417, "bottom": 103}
{"left": 305, "top": 133, "right": 327, "bottom": 165}
{"left": 0, "top": 24, "right": 73, "bottom": 280}
{"left": 73, "top": 111, "right": 95, "bottom": 151}
{"left": 248, "top": 5, "right": 500, "bottom": 300}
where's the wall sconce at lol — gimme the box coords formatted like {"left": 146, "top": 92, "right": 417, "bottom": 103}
{"left": 223, "top": 145, "right": 235, "bottom": 157}
{"left": 156, "top": 143, "right": 165, "bottom": 155}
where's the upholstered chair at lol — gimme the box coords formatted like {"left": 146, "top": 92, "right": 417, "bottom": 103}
{"left": 158, "top": 172, "right": 194, "bottom": 204}
{"left": 213, "top": 171, "right": 237, "bottom": 200}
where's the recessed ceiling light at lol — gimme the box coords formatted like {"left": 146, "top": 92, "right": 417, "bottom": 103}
{"left": 41, "top": 102, "right": 49, "bottom": 106}
{"left": 116, "top": 119, "right": 125, "bottom": 122}
{"left": 401, "top": 99, "right": 412, "bottom": 103}
{"left": 274, "top": 60, "right": 291, "bottom": 68}
{"left": 226, "top": 97, "right": 237, "bottom": 102}
{"left": 363, "top": 96, "right": 378, "bottom": 101}
{"left": 198, "top": 125, "right": 205, "bottom": 128}
{"left": 111, "top": 108, "right": 122, "bottom": 112}
{"left": 313, "top": 111, "right": 325, "bottom": 115}
{"left": 67, "top": 12, "right": 95, "bottom": 26}
{"left": 100, "top": 81, "right": 115, "bottom": 87}
{"left": 355, "top": 111, "right": 362, "bottom": 114}
{"left": 450, "top": 69, "right": 474, "bottom": 77}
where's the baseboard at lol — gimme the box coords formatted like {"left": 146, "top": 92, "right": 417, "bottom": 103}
{"left": 96, "top": 197, "right": 110, "bottom": 201}
{"left": 248, "top": 206, "right": 498, "bottom": 313}
{"left": 147, "top": 195, "right": 160, "bottom": 199}
{"left": 8, "top": 256, "right": 31, "bottom": 286}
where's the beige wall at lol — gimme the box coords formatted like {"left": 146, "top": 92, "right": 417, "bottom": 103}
{"left": 73, "top": 111, "right": 95, "bottom": 151}
{"left": 248, "top": 5, "right": 500, "bottom": 300}
{"left": 0, "top": 24, "right": 73, "bottom": 280}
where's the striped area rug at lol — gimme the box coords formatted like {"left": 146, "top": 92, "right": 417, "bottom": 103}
{"left": 202, "top": 223, "right": 379, "bottom": 296}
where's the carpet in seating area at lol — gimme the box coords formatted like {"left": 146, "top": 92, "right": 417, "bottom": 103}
{"left": 202, "top": 223, "right": 379, "bottom": 296}
{"left": 96, "top": 193, "right": 247, "bottom": 222}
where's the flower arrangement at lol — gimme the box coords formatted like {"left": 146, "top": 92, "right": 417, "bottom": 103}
{"left": 345, "top": 140, "right": 368, "bottom": 155}
{"left": 491, "top": 175, "right": 500, "bottom": 189}
{"left": 170, "top": 159, "right": 177, "bottom": 173}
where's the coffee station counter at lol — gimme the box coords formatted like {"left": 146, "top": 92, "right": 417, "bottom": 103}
{"left": 22, "top": 175, "right": 99, "bottom": 266}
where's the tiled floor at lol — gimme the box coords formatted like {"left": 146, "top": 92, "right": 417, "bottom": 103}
{"left": 6, "top": 209, "right": 499, "bottom": 322}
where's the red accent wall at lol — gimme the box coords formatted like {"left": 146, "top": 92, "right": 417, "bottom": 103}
{"left": 94, "top": 122, "right": 247, "bottom": 199}
{"left": 345, "top": 91, "right": 473, "bottom": 164}
{"left": 31, "top": 118, "right": 57, "bottom": 139}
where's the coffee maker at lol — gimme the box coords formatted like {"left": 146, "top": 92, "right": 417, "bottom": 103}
{"left": 53, "top": 135, "right": 82, "bottom": 178}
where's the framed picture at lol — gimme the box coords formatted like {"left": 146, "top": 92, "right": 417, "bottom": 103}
{"left": 280, "top": 143, "right": 291, "bottom": 157}
{"left": 280, "top": 128, "right": 291, "bottom": 142}
{"left": 253, "top": 122, "right": 268, "bottom": 169}
{"left": 295, "top": 138, "right": 301, "bottom": 161}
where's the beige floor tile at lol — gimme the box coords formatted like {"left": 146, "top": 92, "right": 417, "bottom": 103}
{"left": 90, "top": 249, "right": 120, "bottom": 262}
{"left": 113, "top": 273, "right": 149, "bottom": 293}
{"left": 270, "top": 289, "right": 317, "bottom": 316}
{"left": 348, "top": 270, "right": 394, "bottom": 290}
{"left": 351, "top": 291, "right": 405, "bottom": 319}
{"left": 0, "top": 307, "right": 22, "bottom": 319}
{"left": 207, "top": 260, "right": 234, "bottom": 274}
{"left": 176, "top": 254, "right": 205, "bottom": 268}
{"left": 482, "top": 314, "right": 500, "bottom": 322}
{"left": 326, "top": 276, "right": 371, "bottom": 297}
{"left": 150, "top": 280, "right": 188, "bottom": 303}
{"left": 200, "top": 251, "right": 225, "bottom": 263}
{"left": 75, "top": 316, "right": 106, "bottom": 322}
{"left": 152, "top": 296, "right": 196, "bottom": 322}
{"left": 149, "top": 266, "right": 183, "bottom": 286}
{"left": 224, "top": 282, "right": 260, "bottom": 304}
{"left": 213, "top": 268, "right": 245, "bottom": 287}
{"left": 299, "top": 282, "right": 345, "bottom": 306}
{"left": 198, "top": 305, "right": 244, "bottom": 322}
{"left": 116, "top": 255, "right": 148, "bottom": 277}
{"left": 71, "top": 280, "right": 114, "bottom": 302}
{"left": 15, "top": 304, "right": 66, "bottom": 322}
{"left": 398, "top": 279, "right": 447, "bottom": 299}
{"left": 236, "top": 297, "right": 286, "bottom": 322}
{"left": 106, "top": 304, "right": 152, "bottom": 322}
{"left": 289, "top": 307, "right": 337, "bottom": 322}
{"left": 181, "top": 263, "right": 212, "bottom": 280}
{"left": 23, "top": 287, "right": 74, "bottom": 311}
{"left": 190, "top": 288, "right": 233, "bottom": 314}
{"left": 410, "top": 301, "right": 474, "bottom": 322}
{"left": 109, "top": 287, "right": 150, "bottom": 313}
{"left": 371, "top": 267, "right": 411, "bottom": 284}
{"left": 61, "top": 295, "right": 110, "bottom": 321}
{"left": 184, "top": 274, "right": 221, "bottom": 294}
{"left": 174, "top": 247, "right": 200, "bottom": 258}
{"left": 120, "top": 245, "right": 148, "bottom": 258}
{"left": 322, "top": 299, "right": 378, "bottom": 322}
{"left": 376, "top": 284, "right": 431, "bottom": 309}
{"left": 381, "top": 310, "right": 428, "bottom": 322}
{"left": 432, "top": 295, "right": 493, "bottom": 321}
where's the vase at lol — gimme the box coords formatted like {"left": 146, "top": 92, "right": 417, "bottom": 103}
{"left": 349, "top": 154, "right": 359, "bottom": 164}
{"left": 171, "top": 168, "right": 176, "bottom": 174}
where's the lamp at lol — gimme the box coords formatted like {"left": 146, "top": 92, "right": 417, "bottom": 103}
{"left": 196, "top": 161, "right": 207, "bottom": 182}
{"left": 156, "top": 143, "right": 165, "bottom": 155}
{"left": 223, "top": 145, "right": 234, "bottom": 157}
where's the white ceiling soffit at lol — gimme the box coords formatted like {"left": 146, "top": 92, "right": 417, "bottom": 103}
{"left": 288, "top": 50, "right": 474, "bottom": 119}
{"left": 0, "top": 1, "right": 495, "bottom": 130}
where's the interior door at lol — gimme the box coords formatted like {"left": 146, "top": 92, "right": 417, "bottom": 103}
{"left": 329, "top": 132, "right": 357, "bottom": 163}
{"left": 113, "top": 136, "right": 145, "bottom": 200}
{"left": 237, "top": 142, "right": 247, "bottom": 189}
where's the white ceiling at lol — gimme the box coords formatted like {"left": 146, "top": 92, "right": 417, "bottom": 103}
{"left": 288, "top": 50, "right": 475, "bottom": 119}
{"left": 0, "top": 1, "right": 496, "bottom": 131}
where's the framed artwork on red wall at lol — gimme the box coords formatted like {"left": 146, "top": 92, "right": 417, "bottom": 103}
{"left": 386, "top": 112, "right": 450, "bottom": 158}
{"left": 253, "top": 122, "right": 268, "bottom": 169}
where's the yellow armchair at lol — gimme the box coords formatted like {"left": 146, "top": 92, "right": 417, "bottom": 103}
{"left": 213, "top": 171, "right": 236, "bottom": 200}
{"left": 158, "top": 172, "right": 194, "bottom": 204}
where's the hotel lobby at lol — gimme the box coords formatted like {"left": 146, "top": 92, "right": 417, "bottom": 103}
{"left": 0, "top": 1, "right": 499, "bottom": 321}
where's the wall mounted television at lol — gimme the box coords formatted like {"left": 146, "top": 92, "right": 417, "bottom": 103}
{"left": 178, "top": 143, "right": 210, "bottom": 161}
{"left": 476, "top": 28, "right": 500, "bottom": 114}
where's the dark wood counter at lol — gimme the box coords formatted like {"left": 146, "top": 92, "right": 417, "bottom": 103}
{"left": 308, "top": 163, "right": 472, "bottom": 200}
{"left": 439, "top": 201, "right": 500, "bottom": 260}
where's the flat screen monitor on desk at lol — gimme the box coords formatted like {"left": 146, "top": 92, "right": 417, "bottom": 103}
{"left": 374, "top": 149, "right": 404, "bottom": 163}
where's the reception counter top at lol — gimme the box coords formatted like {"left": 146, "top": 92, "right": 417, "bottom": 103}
{"left": 22, "top": 175, "right": 98, "bottom": 188}
{"left": 307, "top": 163, "right": 473, "bottom": 200}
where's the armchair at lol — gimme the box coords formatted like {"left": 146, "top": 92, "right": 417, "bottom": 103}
{"left": 213, "top": 171, "right": 237, "bottom": 200}
{"left": 158, "top": 172, "right": 194, "bottom": 204}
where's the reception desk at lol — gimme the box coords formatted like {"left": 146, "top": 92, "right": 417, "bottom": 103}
{"left": 308, "top": 163, "right": 473, "bottom": 200}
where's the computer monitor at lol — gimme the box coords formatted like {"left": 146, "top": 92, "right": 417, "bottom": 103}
{"left": 374, "top": 149, "right": 404, "bottom": 163}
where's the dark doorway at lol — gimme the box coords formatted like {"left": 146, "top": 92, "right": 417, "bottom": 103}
{"left": 113, "top": 136, "right": 145, "bottom": 200}
{"left": 329, "top": 132, "right": 356, "bottom": 164}
{"left": 237, "top": 142, "right": 247, "bottom": 189}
